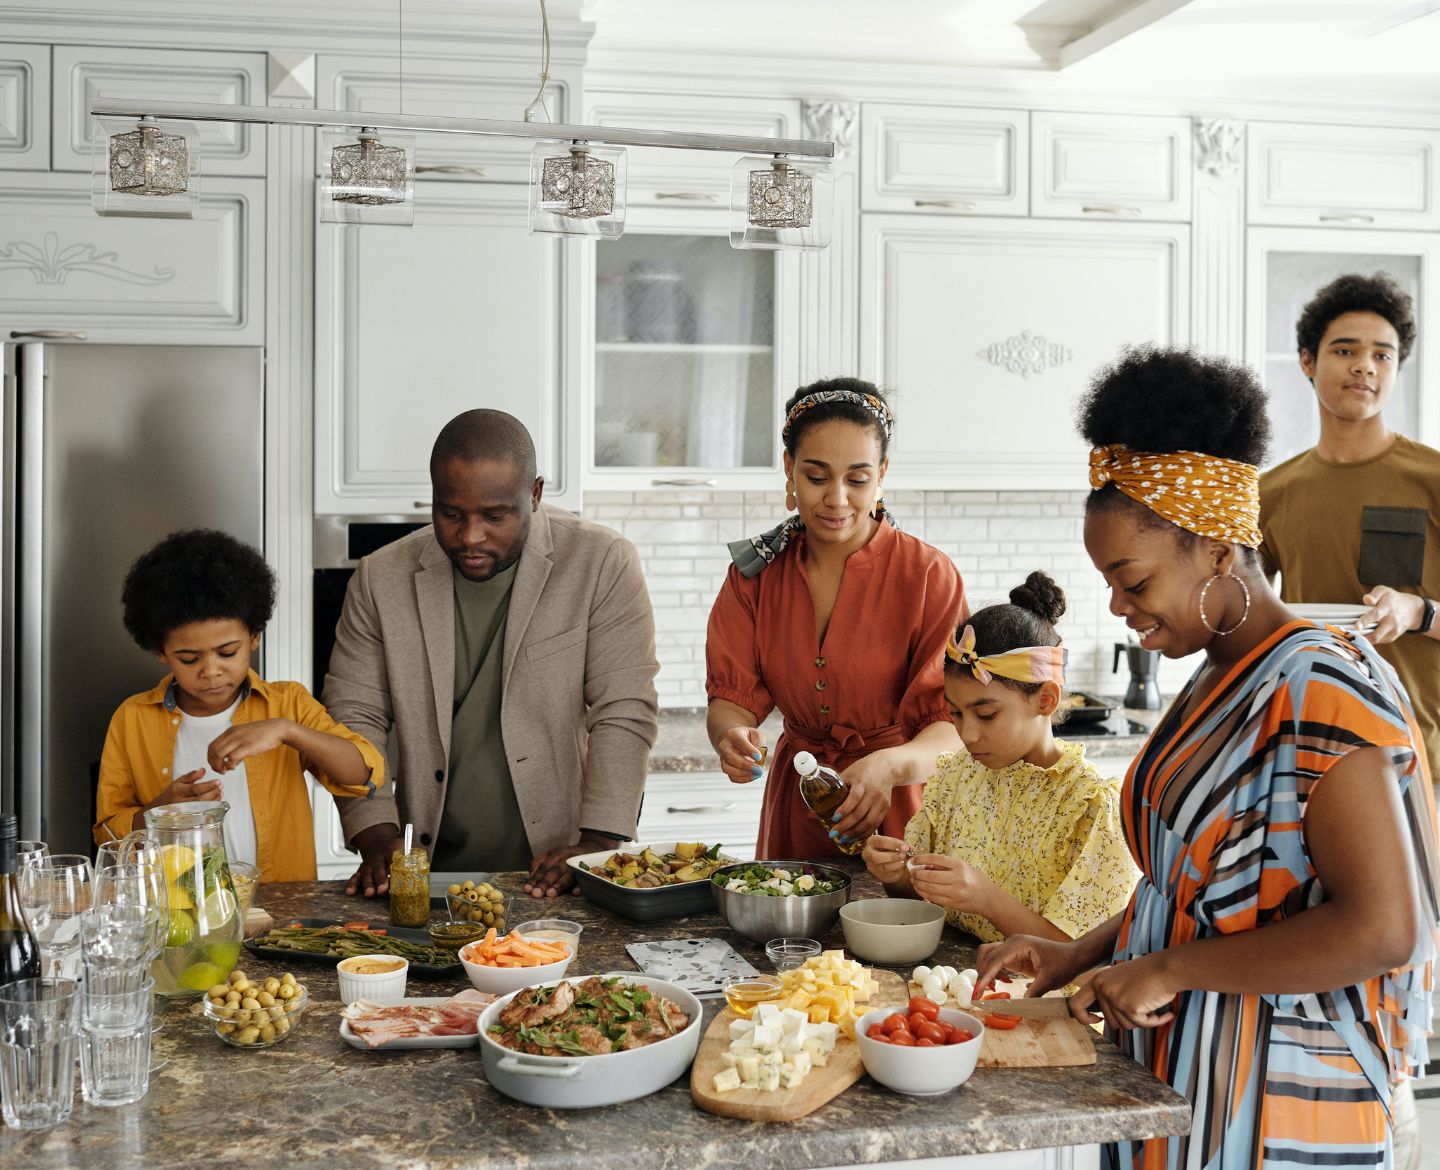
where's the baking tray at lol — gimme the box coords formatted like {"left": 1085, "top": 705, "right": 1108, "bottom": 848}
{"left": 1062, "top": 690, "right": 1115, "bottom": 724}
{"left": 243, "top": 917, "right": 462, "bottom": 977}
{"left": 566, "top": 843, "right": 734, "bottom": 922}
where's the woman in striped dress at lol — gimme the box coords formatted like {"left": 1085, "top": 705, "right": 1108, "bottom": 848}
{"left": 977, "top": 348, "right": 1440, "bottom": 1170}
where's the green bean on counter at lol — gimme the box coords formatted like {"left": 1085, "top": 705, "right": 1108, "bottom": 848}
{"left": 252, "top": 927, "right": 456, "bottom": 966}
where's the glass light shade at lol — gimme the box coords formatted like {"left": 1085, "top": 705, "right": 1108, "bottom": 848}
{"left": 91, "top": 116, "right": 200, "bottom": 218}
{"left": 729, "top": 156, "right": 833, "bottom": 251}
{"left": 529, "top": 142, "right": 626, "bottom": 239}
{"left": 320, "top": 128, "right": 415, "bottom": 226}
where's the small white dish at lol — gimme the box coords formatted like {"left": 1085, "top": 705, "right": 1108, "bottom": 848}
{"left": 338, "top": 997, "right": 480, "bottom": 1051}
{"left": 336, "top": 954, "right": 409, "bottom": 1005}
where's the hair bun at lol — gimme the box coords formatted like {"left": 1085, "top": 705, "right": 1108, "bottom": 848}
{"left": 1009, "top": 571, "right": 1065, "bottom": 626}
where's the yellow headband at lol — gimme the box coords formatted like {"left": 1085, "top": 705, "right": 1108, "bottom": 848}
{"left": 1088, "top": 443, "right": 1262, "bottom": 549}
{"left": 945, "top": 625, "right": 1067, "bottom": 687}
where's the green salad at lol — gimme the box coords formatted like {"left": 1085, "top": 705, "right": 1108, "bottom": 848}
{"left": 714, "top": 863, "right": 845, "bottom": 897}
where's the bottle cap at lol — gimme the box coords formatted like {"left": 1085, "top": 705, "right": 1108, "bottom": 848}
{"left": 0, "top": 814, "right": 15, "bottom": 844}
{"left": 793, "top": 751, "right": 818, "bottom": 776}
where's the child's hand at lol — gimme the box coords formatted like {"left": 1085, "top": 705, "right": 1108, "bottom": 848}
{"left": 907, "top": 854, "right": 994, "bottom": 915}
{"left": 152, "top": 768, "right": 223, "bottom": 806}
{"left": 207, "top": 718, "right": 295, "bottom": 773}
{"left": 863, "top": 834, "right": 912, "bottom": 884}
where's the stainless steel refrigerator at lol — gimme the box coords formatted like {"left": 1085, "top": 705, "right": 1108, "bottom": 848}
{"left": 2, "top": 338, "right": 265, "bottom": 856}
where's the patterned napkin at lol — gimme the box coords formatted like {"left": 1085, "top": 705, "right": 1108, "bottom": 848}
{"left": 624, "top": 938, "right": 760, "bottom": 999}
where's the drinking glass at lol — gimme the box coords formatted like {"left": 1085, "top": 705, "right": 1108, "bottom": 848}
{"left": 81, "top": 903, "right": 161, "bottom": 983}
{"left": 0, "top": 978, "right": 81, "bottom": 1130}
{"left": 79, "top": 977, "right": 154, "bottom": 1107}
{"left": 95, "top": 829, "right": 162, "bottom": 874}
{"left": 17, "top": 839, "right": 48, "bottom": 877}
{"left": 87, "top": 863, "right": 170, "bottom": 1053}
{"left": 20, "top": 855, "right": 95, "bottom": 980}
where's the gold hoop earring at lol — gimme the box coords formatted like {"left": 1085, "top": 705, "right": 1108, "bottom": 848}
{"left": 1198, "top": 572, "right": 1251, "bottom": 636}
{"left": 785, "top": 480, "right": 797, "bottom": 512}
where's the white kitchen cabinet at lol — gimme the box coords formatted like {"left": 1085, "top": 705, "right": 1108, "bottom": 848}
{"left": 585, "top": 90, "right": 801, "bottom": 206}
{"left": 0, "top": 43, "right": 48, "bottom": 171}
{"left": 51, "top": 44, "right": 267, "bottom": 176}
{"left": 582, "top": 201, "right": 801, "bottom": 491}
{"left": 1247, "top": 122, "right": 1440, "bottom": 231}
{"left": 861, "top": 103, "right": 1028, "bottom": 217}
{"left": 311, "top": 779, "right": 355, "bottom": 881}
{"left": 1030, "top": 112, "right": 1191, "bottom": 223}
{"left": 636, "top": 771, "right": 763, "bottom": 860}
{"left": 860, "top": 215, "right": 1189, "bottom": 490}
{"left": 314, "top": 180, "right": 580, "bottom": 514}
{"left": 0, "top": 170, "right": 264, "bottom": 343}
{"left": 316, "top": 54, "right": 574, "bottom": 186}
{"left": 1246, "top": 226, "right": 1440, "bottom": 467}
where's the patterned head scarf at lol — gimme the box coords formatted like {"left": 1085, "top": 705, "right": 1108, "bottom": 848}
{"left": 1088, "top": 443, "right": 1262, "bottom": 549}
{"left": 781, "top": 389, "right": 894, "bottom": 448}
{"left": 945, "top": 625, "right": 1067, "bottom": 687}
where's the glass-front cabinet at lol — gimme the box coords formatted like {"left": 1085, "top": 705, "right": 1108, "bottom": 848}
{"left": 584, "top": 206, "right": 801, "bottom": 489}
{"left": 1247, "top": 227, "right": 1440, "bottom": 469}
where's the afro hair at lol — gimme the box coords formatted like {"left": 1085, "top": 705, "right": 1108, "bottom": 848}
{"left": 121, "top": 529, "right": 276, "bottom": 654}
{"left": 1295, "top": 272, "right": 1416, "bottom": 367}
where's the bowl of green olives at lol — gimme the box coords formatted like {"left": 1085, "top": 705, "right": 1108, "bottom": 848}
{"left": 202, "top": 969, "right": 308, "bottom": 1048}
{"left": 445, "top": 879, "right": 510, "bottom": 931}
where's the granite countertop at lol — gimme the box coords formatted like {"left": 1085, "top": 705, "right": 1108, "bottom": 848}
{"left": 650, "top": 704, "right": 1164, "bottom": 772}
{"left": 4, "top": 870, "right": 1190, "bottom": 1170}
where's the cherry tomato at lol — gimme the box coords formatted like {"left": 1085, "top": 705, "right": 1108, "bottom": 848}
{"left": 866, "top": 1024, "right": 887, "bottom": 1040}
{"left": 907, "top": 996, "right": 941, "bottom": 1020}
{"left": 915, "top": 1037, "right": 938, "bottom": 1046}
{"left": 881, "top": 1013, "right": 909, "bottom": 1036}
{"left": 981, "top": 991, "right": 1011, "bottom": 1001}
{"left": 915, "top": 1020, "right": 945, "bottom": 1045}
{"left": 888, "top": 1030, "right": 915, "bottom": 1046}
{"left": 908, "top": 1012, "right": 930, "bottom": 1032}
{"left": 984, "top": 1013, "right": 1023, "bottom": 1030}
{"left": 945, "top": 1027, "right": 975, "bottom": 1044}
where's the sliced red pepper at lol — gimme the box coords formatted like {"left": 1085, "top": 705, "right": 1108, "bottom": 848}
{"left": 983, "top": 1013, "right": 1023, "bottom": 1030}
{"left": 980, "top": 991, "right": 1011, "bottom": 1000}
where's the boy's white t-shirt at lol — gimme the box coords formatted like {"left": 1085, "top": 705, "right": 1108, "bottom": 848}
{"left": 171, "top": 696, "right": 259, "bottom": 867}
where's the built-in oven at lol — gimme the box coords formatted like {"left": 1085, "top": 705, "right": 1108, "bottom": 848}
{"left": 312, "top": 515, "right": 429, "bottom": 696}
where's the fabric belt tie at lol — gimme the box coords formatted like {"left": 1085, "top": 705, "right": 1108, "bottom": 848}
{"left": 783, "top": 721, "right": 906, "bottom": 759}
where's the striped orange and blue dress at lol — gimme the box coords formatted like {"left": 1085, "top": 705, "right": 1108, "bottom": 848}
{"left": 1109, "top": 622, "right": 1440, "bottom": 1170}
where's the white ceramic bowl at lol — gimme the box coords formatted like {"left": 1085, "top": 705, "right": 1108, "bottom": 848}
{"left": 458, "top": 937, "right": 574, "bottom": 996}
{"left": 336, "top": 955, "right": 409, "bottom": 1006}
{"left": 477, "top": 974, "right": 703, "bottom": 1108}
{"left": 839, "top": 898, "right": 946, "bottom": 965}
{"left": 855, "top": 1006, "right": 984, "bottom": 1096}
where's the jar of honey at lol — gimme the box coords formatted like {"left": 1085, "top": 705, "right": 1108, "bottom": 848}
{"left": 388, "top": 846, "right": 430, "bottom": 928}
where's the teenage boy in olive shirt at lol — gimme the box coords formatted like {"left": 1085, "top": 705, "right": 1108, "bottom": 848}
{"left": 1260, "top": 274, "right": 1440, "bottom": 779}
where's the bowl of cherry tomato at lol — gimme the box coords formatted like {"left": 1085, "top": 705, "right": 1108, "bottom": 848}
{"left": 855, "top": 996, "right": 984, "bottom": 1096}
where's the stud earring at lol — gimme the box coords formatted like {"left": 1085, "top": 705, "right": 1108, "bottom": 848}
{"left": 1198, "top": 572, "right": 1251, "bottom": 636}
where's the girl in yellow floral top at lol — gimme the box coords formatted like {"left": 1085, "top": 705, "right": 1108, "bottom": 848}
{"left": 864, "top": 571, "right": 1139, "bottom": 943}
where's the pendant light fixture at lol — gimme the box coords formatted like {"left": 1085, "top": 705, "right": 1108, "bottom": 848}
{"left": 528, "top": 142, "right": 626, "bottom": 238}
{"left": 319, "top": 127, "right": 416, "bottom": 226}
{"left": 92, "top": 115, "right": 200, "bottom": 218}
{"left": 729, "top": 155, "right": 833, "bottom": 251}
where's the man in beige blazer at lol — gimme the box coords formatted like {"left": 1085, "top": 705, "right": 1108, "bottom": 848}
{"left": 324, "top": 409, "right": 659, "bottom": 897}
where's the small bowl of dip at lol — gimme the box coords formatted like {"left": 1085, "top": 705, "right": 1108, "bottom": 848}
{"left": 336, "top": 954, "right": 409, "bottom": 1005}
{"left": 510, "top": 918, "right": 583, "bottom": 956}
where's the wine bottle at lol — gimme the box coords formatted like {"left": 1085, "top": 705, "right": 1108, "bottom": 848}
{"left": 0, "top": 814, "right": 42, "bottom": 985}
{"left": 793, "top": 751, "right": 865, "bottom": 855}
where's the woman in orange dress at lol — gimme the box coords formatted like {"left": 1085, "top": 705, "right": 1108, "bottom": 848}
{"left": 705, "top": 378, "right": 967, "bottom": 860}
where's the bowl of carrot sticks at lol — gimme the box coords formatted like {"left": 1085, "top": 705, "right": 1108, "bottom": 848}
{"left": 458, "top": 927, "right": 576, "bottom": 995}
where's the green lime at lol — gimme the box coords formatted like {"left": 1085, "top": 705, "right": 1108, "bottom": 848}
{"left": 177, "top": 961, "right": 226, "bottom": 992}
{"left": 198, "top": 890, "right": 237, "bottom": 935}
{"left": 204, "top": 940, "right": 241, "bottom": 971}
{"left": 166, "top": 909, "right": 196, "bottom": 948}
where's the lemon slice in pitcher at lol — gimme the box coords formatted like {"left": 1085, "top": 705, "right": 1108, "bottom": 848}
{"left": 198, "top": 889, "right": 238, "bottom": 936}
{"left": 161, "top": 843, "right": 196, "bottom": 884}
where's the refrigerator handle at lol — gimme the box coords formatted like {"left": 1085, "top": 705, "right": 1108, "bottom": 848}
{"left": 9, "top": 331, "right": 86, "bottom": 341}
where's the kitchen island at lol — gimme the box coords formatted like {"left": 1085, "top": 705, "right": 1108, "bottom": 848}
{"left": 1, "top": 872, "right": 1190, "bottom": 1170}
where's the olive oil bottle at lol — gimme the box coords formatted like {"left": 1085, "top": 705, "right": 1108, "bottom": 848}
{"left": 793, "top": 752, "right": 865, "bottom": 855}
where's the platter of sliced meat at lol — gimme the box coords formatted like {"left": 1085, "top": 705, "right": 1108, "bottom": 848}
{"left": 339, "top": 990, "right": 498, "bottom": 1050}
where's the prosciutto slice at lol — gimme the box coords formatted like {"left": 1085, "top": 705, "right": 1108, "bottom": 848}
{"left": 343, "top": 989, "right": 496, "bottom": 1048}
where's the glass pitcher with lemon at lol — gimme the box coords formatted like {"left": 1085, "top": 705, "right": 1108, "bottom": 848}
{"left": 143, "top": 801, "right": 243, "bottom": 996}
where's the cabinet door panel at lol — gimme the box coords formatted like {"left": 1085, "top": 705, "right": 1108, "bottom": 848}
{"left": 861, "top": 103, "right": 1027, "bottom": 216}
{"left": 1247, "top": 122, "right": 1440, "bottom": 230}
{"left": 861, "top": 216, "right": 1188, "bottom": 490}
{"left": 636, "top": 772, "right": 763, "bottom": 860}
{"left": 0, "top": 171, "right": 263, "bottom": 343}
{"left": 1031, "top": 112, "right": 1190, "bottom": 222}
{"left": 52, "top": 45, "right": 266, "bottom": 176}
{"left": 315, "top": 182, "right": 576, "bottom": 513}
{"left": 0, "top": 43, "right": 48, "bottom": 170}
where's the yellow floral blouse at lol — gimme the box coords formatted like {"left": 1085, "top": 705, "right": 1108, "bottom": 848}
{"left": 903, "top": 741, "right": 1140, "bottom": 944}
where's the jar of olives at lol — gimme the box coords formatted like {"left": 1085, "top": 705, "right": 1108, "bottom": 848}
{"left": 388, "top": 846, "right": 430, "bottom": 928}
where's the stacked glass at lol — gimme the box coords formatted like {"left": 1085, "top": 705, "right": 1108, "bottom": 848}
{"left": 0, "top": 978, "right": 81, "bottom": 1129}
{"left": 19, "top": 855, "right": 94, "bottom": 981}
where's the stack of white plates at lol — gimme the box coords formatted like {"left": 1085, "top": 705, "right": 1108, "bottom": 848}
{"left": 1289, "top": 603, "right": 1376, "bottom": 631}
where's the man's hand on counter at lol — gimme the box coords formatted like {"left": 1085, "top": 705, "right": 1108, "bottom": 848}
{"left": 524, "top": 829, "right": 624, "bottom": 898}
{"left": 345, "top": 823, "right": 404, "bottom": 897}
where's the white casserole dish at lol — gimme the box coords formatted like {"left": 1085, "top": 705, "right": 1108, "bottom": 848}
{"left": 477, "top": 973, "right": 703, "bottom": 1108}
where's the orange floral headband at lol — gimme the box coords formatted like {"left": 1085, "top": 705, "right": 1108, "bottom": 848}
{"left": 945, "top": 625, "right": 1067, "bottom": 687}
{"left": 1088, "top": 444, "right": 1262, "bottom": 549}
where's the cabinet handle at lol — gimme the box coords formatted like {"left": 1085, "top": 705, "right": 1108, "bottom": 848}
{"left": 416, "top": 164, "right": 487, "bottom": 177}
{"left": 650, "top": 477, "right": 718, "bottom": 487}
{"left": 665, "top": 804, "right": 737, "bottom": 814}
{"left": 413, "top": 501, "right": 432, "bottom": 509}
{"left": 1081, "top": 206, "right": 1142, "bottom": 216}
{"left": 655, "top": 191, "right": 718, "bottom": 202}
{"left": 913, "top": 199, "right": 976, "bottom": 210}
{"left": 9, "top": 330, "right": 87, "bottom": 340}
{"left": 1318, "top": 213, "right": 1375, "bottom": 225}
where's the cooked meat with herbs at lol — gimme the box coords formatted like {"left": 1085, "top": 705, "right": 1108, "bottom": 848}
{"left": 489, "top": 977, "right": 689, "bottom": 1057}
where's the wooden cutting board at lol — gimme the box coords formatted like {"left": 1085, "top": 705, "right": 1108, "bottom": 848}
{"left": 690, "top": 969, "right": 909, "bottom": 1122}
{"left": 243, "top": 906, "right": 273, "bottom": 939}
{"left": 974, "top": 996, "right": 1096, "bottom": 1069}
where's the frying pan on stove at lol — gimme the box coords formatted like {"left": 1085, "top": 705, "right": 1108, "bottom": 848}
{"left": 1060, "top": 691, "right": 1115, "bottom": 724}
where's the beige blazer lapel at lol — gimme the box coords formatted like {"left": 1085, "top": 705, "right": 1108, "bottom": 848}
{"left": 503, "top": 504, "right": 555, "bottom": 693}
{"left": 415, "top": 538, "right": 456, "bottom": 759}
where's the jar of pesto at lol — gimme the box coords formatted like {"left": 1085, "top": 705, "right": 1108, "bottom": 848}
{"left": 388, "top": 847, "right": 430, "bottom": 928}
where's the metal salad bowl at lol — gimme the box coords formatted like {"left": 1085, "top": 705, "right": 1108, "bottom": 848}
{"left": 710, "top": 860, "right": 852, "bottom": 943}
